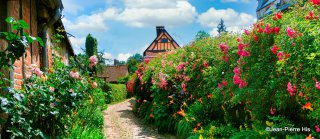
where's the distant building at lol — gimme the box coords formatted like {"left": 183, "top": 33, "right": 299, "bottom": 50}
{"left": 256, "top": 0, "right": 293, "bottom": 19}
{"left": 143, "top": 26, "right": 180, "bottom": 59}
{"left": 97, "top": 65, "right": 128, "bottom": 83}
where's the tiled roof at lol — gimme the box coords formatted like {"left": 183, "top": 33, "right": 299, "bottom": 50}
{"left": 97, "top": 65, "right": 128, "bottom": 82}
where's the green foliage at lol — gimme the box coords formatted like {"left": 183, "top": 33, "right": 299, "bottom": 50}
{"left": 195, "top": 31, "right": 210, "bottom": 41}
{"left": 127, "top": 53, "right": 143, "bottom": 74}
{"left": 117, "top": 75, "right": 130, "bottom": 84}
{"left": 109, "top": 84, "right": 128, "bottom": 104}
{"left": 0, "top": 17, "right": 43, "bottom": 69}
{"left": 85, "top": 34, "right": 98, "bottom": 57}
{"left": 131, "top": 1, "right": 320, "bottom": 138}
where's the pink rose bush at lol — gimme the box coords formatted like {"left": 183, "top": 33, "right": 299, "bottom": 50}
{"left": 130, "top": 1, "right": 320, "bottom": 138}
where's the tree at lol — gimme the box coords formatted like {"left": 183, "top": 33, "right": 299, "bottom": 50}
{"left": 127, "top": 53, "right": 143, "bottom": 73}
{"left": 85, "top": 34, "right": 98, "bottom": 57}
{"left": 217, "top": 19, "right": 227, "bottom": 34}
{"left": 195, "top": 31, "right": 210, "bottom": 41}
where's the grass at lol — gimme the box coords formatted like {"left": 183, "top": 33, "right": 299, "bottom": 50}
{"left": 110, "top": 84, "right": 128, "bottom": 104}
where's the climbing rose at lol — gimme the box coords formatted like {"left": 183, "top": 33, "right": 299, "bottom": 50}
{"left": 287, "top": 82, "right": 296, "bottom": 96}
{"left": 70, "top": 71, "right": 80, "bottom": 79}
{"left": 49, "top": 87, "right": 55, "bottom": 92}
{"left": 244, "top": 29, "right": 250, "bottom": 35}
{"left": 181, "top": 83, "right": 187, "bottom": 92}
{"left": 264, "top": 23, "right": 271, "bottom": 34}
{"left": 222, "top": 80, "right": 227, "bottom": 86}
{"left": 236, "top": 37, "right": 242, "bottom": 42}
{"left": 274, "top": 27, "right": 280, "bottom": 34}
{"left": 233, "top": 67, "right": 240, "bottom": 75}
{"left": 237, "top": 50, "right": 250, "bottom": 57}
{"left": 286, "top": 27, "right": 295, "bottom": 39}
{"left": 271, "top": 45, "right": 279, "bottom": 54}
{"left": 35, "top": 68, "right": 43, "bottom": 77}
{"left": 144, "top": 58, "right": 150, "bottom": 64}
{"left": 176, "top": 63, "right": 185, "bottom": 71}
{"left": 233, "top": 75, "right": 242, "bottom": 85}
{"left": 219, "top": 43, "right": 229, "bottom": 54}
{"left": 89, "top": 55, "right": 98, "bottom": 65}
{"left": 310, "top": 0, "right": 320, "bottom": 5}
{"left": 273, "top": 12, "right": 282, "bottom": 20}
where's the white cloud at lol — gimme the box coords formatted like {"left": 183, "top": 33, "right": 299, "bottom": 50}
{"left": 69, "top": 37, "right": 85, "bottom": 54}
{"left": 103, "top": 52, "right": 113, "bottom": 59}
{"left": 198, "top": 8, "right": 256, "bottom": 36}
{"left": 62, "top": 0, "right": 84, "bottom": 15}
{"left": 117, "top": 53, "right": 132, "bottom": 61}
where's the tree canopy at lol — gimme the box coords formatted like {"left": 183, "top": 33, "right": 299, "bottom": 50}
{"left": 217, "top": 19, "right": 227, "bottom": 34}
{"left": 85, "top": 34, "right": 98, "bottom": 57}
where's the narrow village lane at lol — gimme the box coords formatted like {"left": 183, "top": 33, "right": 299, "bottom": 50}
{"left": 104, "top": 98, "right": 176, "bottom": 139}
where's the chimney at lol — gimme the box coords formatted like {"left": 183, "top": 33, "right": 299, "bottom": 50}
{"left": 156, "top": 26, "right": 165, "bottom": 36}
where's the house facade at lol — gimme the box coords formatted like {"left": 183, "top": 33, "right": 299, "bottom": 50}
{"left": 0, "top": 0, "right": 75, "bottom": 89}
{"left": 97, "top": 65, "right": 129, "bottom": 83}
{"left": 256, "top": 0, "right": 293, "bottom": 19}
{"left": 143, "top": 26, "right": 180, "bottom": 59}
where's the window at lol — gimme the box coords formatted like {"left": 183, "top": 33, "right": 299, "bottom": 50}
{"left": 161, "top": 38, "right": 168, "bottom": 43}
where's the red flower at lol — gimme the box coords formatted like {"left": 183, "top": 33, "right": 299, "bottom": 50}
{"left": 315, "top": 80, "right": 320, "bottom": 90}
{"left": 254, "top": 35, "right": 259, "bottom": 42}
{"left": 277, "top": 51, "right": 284, "bottom": 61}
{"left": 271, "top": 45, "right": 279, "bottom": 54}
{"left": 144, "top": 58, "right": 150, "bottom": 63}
{"left": 236, "top": 37, "right": 242, "bottom": 42}
{"left": 270, "top": 107, "right": 276, "bottom": 115}
{"left": 218, "top": 83, "right": 222, "bottom": 88}
{"left": 203, "top": 61, "right": 209, "bottom": 68}
{"left": 222, "top": 80, "right": 227, "bottom": 86}
{"left": 274, "top": 27, "right": 280, "bottom": 34}
{"left": 310, "top": 0, "right": 320, "bottom": 5}
{"left": 258, "top": 28, "right": 263, "bottom": 33}
{"left": 233, "top": 75, "right": 242, "bottom": 85}
{"left": 273, "top": 12, "right": 282, "bottom": 20}
{"left": 233, "top": 67, "right": 240, "bottom": 75}
{"left": 264, "top": 23, "right": 271, "bottom": 34}
{"left": 149, "top": 114, "right": 154, "bottom": 118}
{"left": 182, "top": 83, "right": 187, "bottom": 92}
{"left": 198, "top": 98, "right": 202, "bottom": 103}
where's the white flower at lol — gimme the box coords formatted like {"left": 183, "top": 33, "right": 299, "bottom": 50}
{"left": 21, "top": 36, "right": 28, "bottom": 47}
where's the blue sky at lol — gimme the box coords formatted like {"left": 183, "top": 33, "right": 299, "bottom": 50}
{"left": 62, "top": 0, "right": 258, "bottom": 62}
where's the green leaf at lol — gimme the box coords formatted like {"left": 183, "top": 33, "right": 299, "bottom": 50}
{"left": 306, "top": 53, "right": 316, "bottom": 60}
{"left": 5, "top": 17, "right": 15, "bottom": 24}
{"left": 36, "top": 37, "right": 44, "bottom": 46}
{"left": 18, "top": 20, "right": 29, "bottom": 29}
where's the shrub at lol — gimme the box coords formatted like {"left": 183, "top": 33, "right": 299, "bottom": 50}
{"left": 130, "top": 1, "right": 320, "bottom": 138}
{"left": 109, "top": 84, "right": 128, "bottom": 103}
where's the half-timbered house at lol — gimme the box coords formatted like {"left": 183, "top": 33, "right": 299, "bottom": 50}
{"left": 143, "top": 26, "right": 180, "bottom": 59}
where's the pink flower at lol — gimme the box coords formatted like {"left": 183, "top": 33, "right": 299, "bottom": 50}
{"left": 218, "top": 83, "right": 222, "bottom": 88}
{"left": 158, "top": 72, "right": 168, "bottom": 89}
{"left": 264, "top": 23, "right": 271, "bottom": 34}
{"left": 49, "top": 87, "right": 55, "bottom": 92}
{"left": 237, "top": 50, "right": 250, "bottom": 57}
{"left": 239, "top": 80, "right": 248, "bottom": 88}
{"left": 203, "top": 61, "right": 208, "bottom": 68}
{"left": 89, "top": 55, "right": 98, "bottom": 66}
{"left": 184, "top": 77, "right": 190, "bottom": 82}
{"left": 219, "top": 43, "right": 229, "bottom": 54}
{"left": 310, "top": 0, "right": 320, "bottom": 5}
{"left": 91, "top": 82, "right": 98, "bottom": 89}
{"left": 271, "top": 45, "right": 279, "bottom": 55}
{"left": 35, "top": 68, "right": 43, "bottom": 77}
{"left": 70, "top": 71, "right": 80, "bottom": 79}
{"left": 50, "top": 103, "right": 55, "bottom": 107}
{"left": 286, "top": 27, "right": 296, "bottom": 39}
{"left": 144, "top": 58, "right": 150, "bottom": 64}
{"left": 316, "top": 81, "right": 320, "bottom": 90}
{"left": 315, "top": 125, "right": 320, "bottom": 133}
{"left": 233, "top": 67, "right": 240, "bottom": 75}
{"left": 277, "top": 51, "right": 284, "bottom": 61}
{"left": 287, "top": 82, "right": 296, "bottom": 96}
{"left": 244, "top": 29, "right": 250, "bottom": 35}
{"left": 176, "top": 63, "right": 185, "bottom": 71}
{"left": 233, "top": 75, "right": 242, "bottom": 85}
{"left": 182, "top": 83, "right": 187, "bottom": 92}
{"left": 270, "top": 107, "right": 276, "bottom": 115}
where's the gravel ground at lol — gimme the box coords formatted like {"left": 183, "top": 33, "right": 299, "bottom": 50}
{"left": 104, "top": 98, "right": 176, "bottom": 139}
